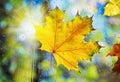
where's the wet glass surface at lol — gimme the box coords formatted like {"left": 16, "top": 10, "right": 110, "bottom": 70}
{"left": 0, "top": 0, "right": 120, "bottom": 82}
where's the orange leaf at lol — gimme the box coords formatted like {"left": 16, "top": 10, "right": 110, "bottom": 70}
{"left": 109, "top": 44, "right": 120, "bottom": 73}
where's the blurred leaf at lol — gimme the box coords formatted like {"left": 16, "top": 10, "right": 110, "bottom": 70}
{"left": 108, "top": 44, "right": 120, "bottom": 73}
{"left": 104, "top": 0, "right": 120, "bottom": 16}
{"left": 41, "top": 60, "right": 50, "bottom": 70}
{"left": 86, "top": 65, "right": 99, "bottom": 80}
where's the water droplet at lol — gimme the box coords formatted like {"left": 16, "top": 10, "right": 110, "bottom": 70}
{"left": 18, "top": 34, "right": 26, "bottom": 41}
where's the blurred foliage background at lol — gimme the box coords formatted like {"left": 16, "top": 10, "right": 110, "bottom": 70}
{"left": 0, "top": 0, "right": 120, "bottom": 82}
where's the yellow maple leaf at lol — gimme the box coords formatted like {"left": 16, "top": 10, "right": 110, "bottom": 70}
{"left": 35, "top": 8, "right": 99, "bottom": 71}
{"left": 104, "top": 0, "right": 120, "bottom": 16}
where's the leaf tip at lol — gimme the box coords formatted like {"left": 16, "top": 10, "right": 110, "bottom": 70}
{"left": 76, "top": 11, "right": 79, "bottom": 16}
{"left": 55, "top": 6, "right": 59, "bottom": 9}
{"left": 95, "top": 41, "right": 103, "bottom": 49}
{"left": 91, "top": 27, "right": 96, "bottom": 31}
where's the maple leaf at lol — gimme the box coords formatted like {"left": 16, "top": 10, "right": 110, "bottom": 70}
{"left": 35, "top": 8, "right": 99, "bottom": 71}
{"left": 108, "top": 44, "right": 120, "bottom": 73}
{"left": 104, "top": 0, "right": 120, "bottom": 16}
